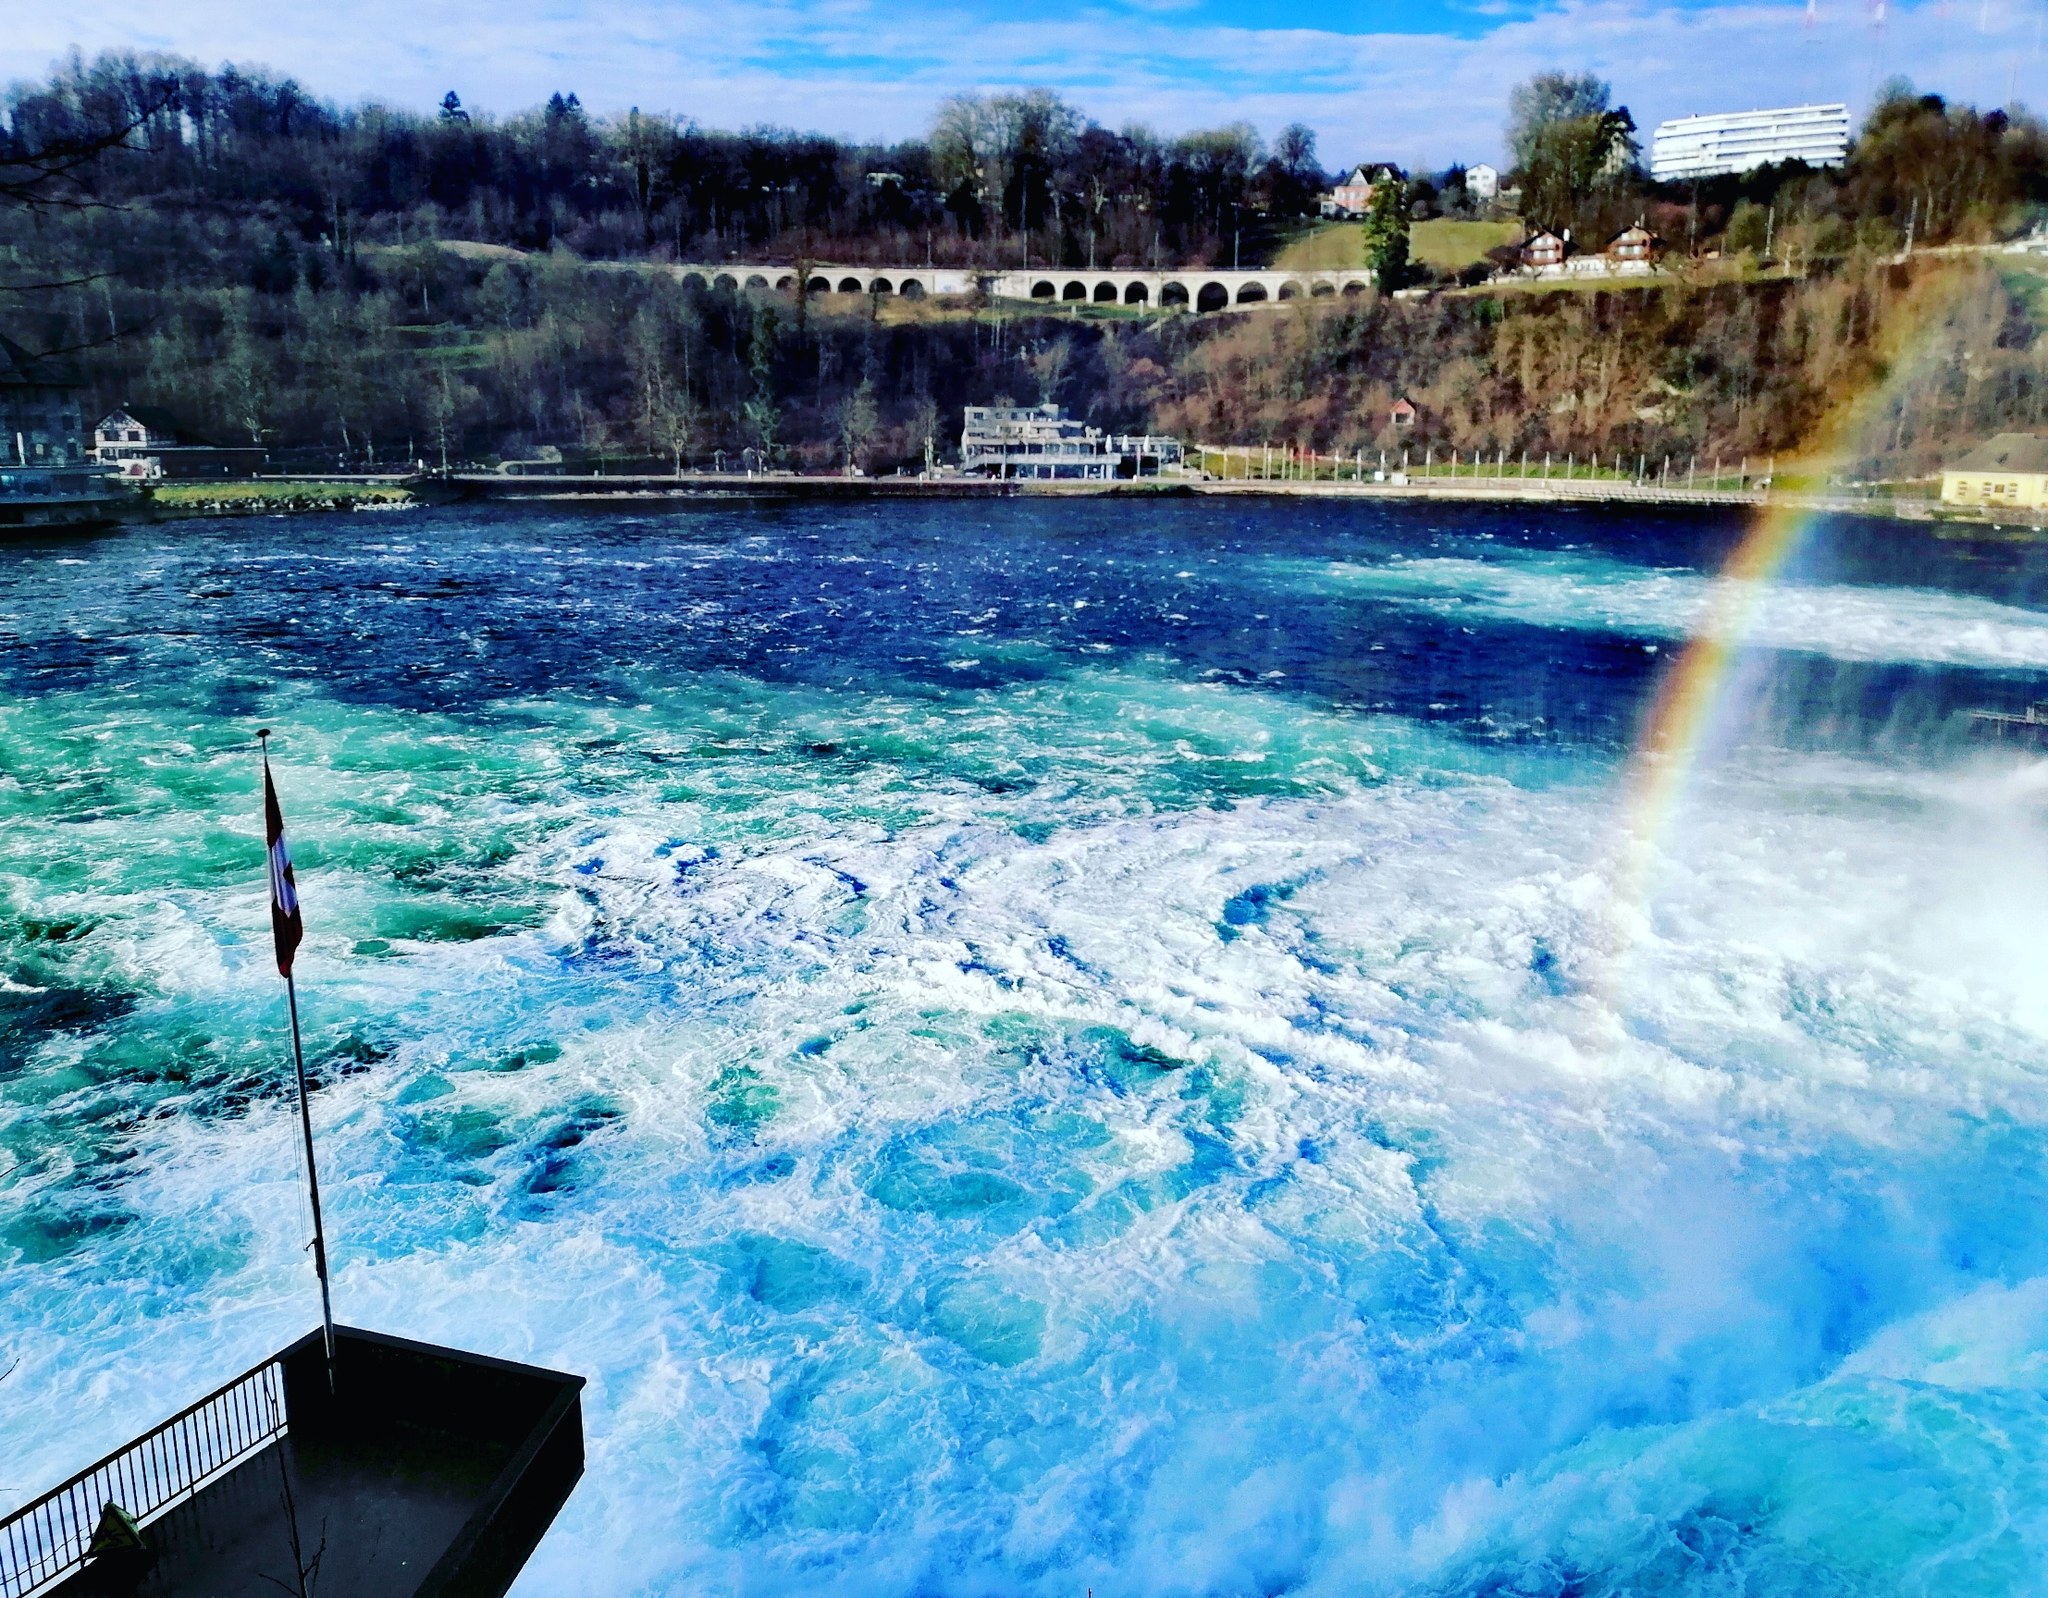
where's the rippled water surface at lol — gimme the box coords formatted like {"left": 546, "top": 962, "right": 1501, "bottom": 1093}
{"left": 8, "top": 499, "right": 2048, "bottom": 1595}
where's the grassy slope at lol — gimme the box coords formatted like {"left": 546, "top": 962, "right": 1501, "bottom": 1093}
{"left": 1272, "top": 219, "right": 1523, "bottom": 273}
{"left": 1411, "top": 220, "right": 1523, "bottom": 270}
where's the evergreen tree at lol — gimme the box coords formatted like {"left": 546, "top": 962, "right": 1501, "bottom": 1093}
{"left": 1362, "top": 178, "right": 1409, "bottom": 293}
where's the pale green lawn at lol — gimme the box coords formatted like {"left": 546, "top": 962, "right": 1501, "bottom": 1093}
{"left": 1274, "top": 218, "right": 1523, "bottom": 274}
{"left": 153, "top": 481, "right": 413, "bottom": 507}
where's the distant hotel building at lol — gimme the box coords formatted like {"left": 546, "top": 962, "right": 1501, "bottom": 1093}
{"left": 960, "top": 405, "right": 1182, "bottom": 481}
{"left": 1650, "top": 104, "right": 1850, "bottom": 182}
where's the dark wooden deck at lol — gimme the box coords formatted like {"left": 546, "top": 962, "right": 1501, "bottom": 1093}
{"left": 6, "top": 1328, "right": 585, "bottom": 1598}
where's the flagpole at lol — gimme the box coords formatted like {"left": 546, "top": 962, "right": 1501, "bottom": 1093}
{"left": 259, "top": 729, "right": 336, "bottom": 1387}
{"left": 284, "top": 969, "right": 336, "bottom": 1379}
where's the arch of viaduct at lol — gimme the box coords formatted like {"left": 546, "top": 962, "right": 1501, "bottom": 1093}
{"left": 670, "top": 264, "right": 1373, "bottom": 312}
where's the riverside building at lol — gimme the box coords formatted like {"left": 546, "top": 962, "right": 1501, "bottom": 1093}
{"left": 94, "top": 404, "right": 268, "bottom": 480}
{"left": 1942, "top": 433, "right": 2048, "bottom": 513}
{"left": 0, "top": 332, "right": 133, "bottom": 530}
{"left": 1650, "top": 104, "right": 1850, "bottom": 181}
{"left": 960, "top": 405, "right": 1183, "bottom": 481}
{"left": 0, "top": 332, "right": 88, "bottom": 467}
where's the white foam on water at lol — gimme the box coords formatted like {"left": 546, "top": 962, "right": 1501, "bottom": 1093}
{"left": 1316, "top": 550, "right": 2048, "bottom": 671}
{"left": 7, "top": 655, "right": 2048, "bottom": 1593}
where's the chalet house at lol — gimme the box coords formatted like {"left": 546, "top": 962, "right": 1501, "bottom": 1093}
{"left": 1321, "top": 165, "right": 1400, "bottom": 220}
{"left": 95, "top": 404, "right": 178, "bottom": 457}
{"left": 1521, "top": 230, "right": 1569, "bottom": 269}
{"left": 94, "top": 405, "right": 266, "bottom": 479}
{"left": 1389, "top": 398, "right": 1417, "bottom": 431}
{"left": 1607, "top": 223, "right": 1661, "bottom": 262}
{"left": 1943, "top": 433, "right": 2048, "bottom": 512}
{"left": 0, "top": 334, "right": 89, "bottom": 467}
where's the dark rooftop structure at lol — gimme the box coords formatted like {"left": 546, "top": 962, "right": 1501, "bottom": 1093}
{"left": 0, "top": 332, "right": 76, "bottom": 388}
{"left": 97, "top": 404, "right": 200, "bottom": 443}
{"left": 1, "top": 1327, "right": 585, "bottom": 1598}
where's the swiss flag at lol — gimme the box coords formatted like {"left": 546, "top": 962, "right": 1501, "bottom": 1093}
{"left": 262, "top": 752, "right": 304, "bottom": 978}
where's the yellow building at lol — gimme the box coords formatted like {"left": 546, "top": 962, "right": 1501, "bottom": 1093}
{"left": 1943, "top": 433, "right": 2048, "bottom": 512}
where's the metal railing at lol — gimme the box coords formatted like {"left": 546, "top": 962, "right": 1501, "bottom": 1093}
{"left": 1, "top": 1356, "right": 287, "bottom": 1598}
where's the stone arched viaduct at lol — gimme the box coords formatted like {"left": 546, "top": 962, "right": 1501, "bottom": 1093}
{"left": 671, "top": 264, "right": 1373, "bottom": 311}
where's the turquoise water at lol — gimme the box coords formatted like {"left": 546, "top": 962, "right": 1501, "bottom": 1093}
{"left": 7, "top": 501, "right": 2048, "bottom": 1594}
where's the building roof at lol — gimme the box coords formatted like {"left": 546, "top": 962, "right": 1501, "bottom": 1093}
{"left": 0, "top": 334, "right": 37, "bottom": 385}
{"left": 0, "top": 332, "right": 80, "bottom": 389}
{"left": 100, "top": 404, "right": 220, "bottom": 447}
{"left": 103, "top": 403, "right": 185, "bottom": 436}
{"left": 1952, "top": 433, "right": 2048, "bottom": 474}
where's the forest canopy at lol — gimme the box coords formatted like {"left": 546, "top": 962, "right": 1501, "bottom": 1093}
{"left": 0, "top": 54, "right": 1332, "bottom": 269}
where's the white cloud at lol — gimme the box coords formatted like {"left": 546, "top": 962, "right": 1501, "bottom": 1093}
{"left": 2, "top": 0, "right": 2037, "bottom": 166}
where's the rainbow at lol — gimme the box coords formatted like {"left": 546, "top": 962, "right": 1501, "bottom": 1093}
{"left": 1604, "top": 262, "right": 1980, "bottom": 980}
{"left": 1610, "top": 492, "right": 1814, "bottom": 932}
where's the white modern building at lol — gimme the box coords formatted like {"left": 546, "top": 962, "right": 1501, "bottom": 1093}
{"left": 1650, "top": 104, "right": 1850, "bottom": 182}
{"left": 1466, "top": 163, "right": 1499, "bottom": 201}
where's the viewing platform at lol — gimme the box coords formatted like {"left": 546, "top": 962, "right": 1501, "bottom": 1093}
{"left": 1, "top": 1328, "right": 585, "bottom": 1598}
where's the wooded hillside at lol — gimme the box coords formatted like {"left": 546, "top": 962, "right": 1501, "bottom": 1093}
{"left": 1, "top": 54, "right": 2042, "bottom": 475}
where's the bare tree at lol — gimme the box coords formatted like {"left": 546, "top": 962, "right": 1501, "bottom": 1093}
{"left": 652, "top": 386, "right": 701, "bottom": 473}
{"left": 1030, "top": 335, "right": 1072, "bottom": 405}
{"left": 836, "top": 378, "right": 879, "bottom": 473}
{"left": 911, "top": 392, "right": 942, "bottom": 473}
{"left": 0, "top": 69, "right": 180, "bottom": 210}
{"left": 1505, "top": 72, "right": 1611, "bottom": 173}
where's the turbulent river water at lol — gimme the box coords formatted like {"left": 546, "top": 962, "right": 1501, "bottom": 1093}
{"left": 7, "top": 499, "right": 2048, "bottom": 1595}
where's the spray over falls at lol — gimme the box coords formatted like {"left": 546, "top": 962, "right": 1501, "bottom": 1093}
{"left": 4, "top": 500, "right": 2048, "bottom": 1595}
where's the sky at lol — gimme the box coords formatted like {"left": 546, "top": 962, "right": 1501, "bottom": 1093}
{"left": 2, "top": 0, "right": 2042, "bottom": 168}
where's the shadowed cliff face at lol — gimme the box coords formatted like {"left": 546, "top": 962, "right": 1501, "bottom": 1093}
{"left": 6, "top": 498, "right": 2048, "bottom": 1597}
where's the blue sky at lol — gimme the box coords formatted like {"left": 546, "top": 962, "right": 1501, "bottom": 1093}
{"left": 4, "top": 0, "right": 2040, "bottom": 167}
